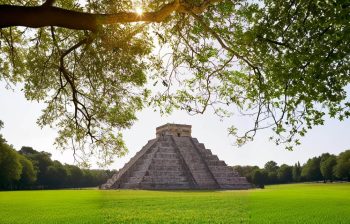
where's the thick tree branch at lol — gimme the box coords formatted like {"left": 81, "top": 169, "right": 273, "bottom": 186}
{"left": 0, "top": 1, "right": 180, "bottom": 31}
{"left": 42, "top": 0, "right": 56, "bottom": 7}
{"left": 0, "top": 1, "right": 221, "bottom": 31}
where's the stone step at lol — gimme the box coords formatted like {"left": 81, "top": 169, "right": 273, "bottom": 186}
{"left": 145, "top": 170, "right": 184, "bottom": 176}
{"left": 141, "top": 181, "right": 189, "bottom": 185}
{"left": 157, "top": 147, "right": 176, "bottom": 153}
{"left": 185, "top": 164, "right": 207, "bottom": 171}
{"left": 203, "top": 155, "right": 219, "bottom": 160}
{"left": 191, "top": 138, "right": 199, "bottom": 143}
{"left": 119, "top": 183, "right": 139, "bottom": 188}
{"left": 139, "top": 182, "right": 191, "bottom": 190}
{"left": 142, "top": 176, "right": 187, "bottom": 182}
{"left": 148, "top": 164, "right": 184, "bottom": 171}
{"left": 194, "top": 183, "right": 220, "bottom": 189}
{"left": 180, "top": 157, "right": 202, "bottom": 163}
{"left": 127, "top": 176, "right": 143, "bottom": 184}
{"left": 150, "top": 158, "right": 181, "bottom": 166}
{"left": 219, "top": 184, "right": 251, "bottom": 189}
{"left": 135, "top": 158, "right": 152, "bottom": 166}
{"left": 194, "top": 178, "right": 218, "bottom": 184}
{"left": 206, "top": 160, "right": 226, "bottom": 166}
{"left": 198, "top": 148, "right": 213, "bottom": 156}
{"left": 177, "top": 150, "right": 199, "bottom": 156}
{"left": 130, "top": 170, "right": 147, "bottom": 178}
{"left": 143, "top": 153, "right": 156, "bottom": 159}
{"left": 208, "top": 165, "right": 233, "bottom": 172}
{"left": 210, "top": 171, "right": 238, "bottom": 178}
{"left": 133, "top": 166, "right": 148, "bottom": 172}
{"left": 153, "top": 152, "right": 178, "bottom": 159}
{"left": 215, "top": 177, "right": 247, "bottom": 184}
{"left": 190, "top": 171, "right": 216, "bottom": 179}
{"left": 159, "top": 142, "right": 171, "bottom": 147}
{"left": 195, "top": 143, "right": 206, "bottom": 149}
{"left": 177, "top": 151, "right": 203, "bottom": 160}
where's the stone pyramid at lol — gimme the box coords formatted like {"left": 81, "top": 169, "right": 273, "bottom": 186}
{"left": 101, "top": 124, "right": 250, "bottom": 190}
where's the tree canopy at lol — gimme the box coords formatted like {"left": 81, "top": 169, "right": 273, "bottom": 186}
{"left": 0, "top": 0, "right": 349, "bottom": 165}
{"left": 334, "top": 150, "right": 350, "bottom": 181}
{"left": 0, "top": 137, "right": 23, "bottom": 187}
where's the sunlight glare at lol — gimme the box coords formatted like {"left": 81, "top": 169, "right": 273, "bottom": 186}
{"left": 135, "top": 7, "right": 143, "bottom": 16}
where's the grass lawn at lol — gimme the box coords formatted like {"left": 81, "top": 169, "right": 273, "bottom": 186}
{"left": 0, "top": 183, "right": 349, "bottom": 223}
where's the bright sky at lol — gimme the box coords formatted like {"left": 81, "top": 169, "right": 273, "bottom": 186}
{"left": 1, "top": 81, "right": 350, "bottom": 170}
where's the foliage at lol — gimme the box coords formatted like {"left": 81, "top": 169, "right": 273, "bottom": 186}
{"left": 277, "top": 164, "right": 293, "bottom": 183}
{"left": 45, "top": 160, "right": 68, "bottom": 187}
{"left": 0, "top": 139, "right": 22, "bottom": 188}
{"left": 266, "top": 171, "right": 278, "bottom": 184}
{"left": 234, "top": 149, "right": 349, "bottom": 185}
{"left": 233, "top": 165, "right": 259, "bottom": 183}
{"left": 320, "top": 153, "right": 337, "bottom": 182}
{"left": 17, "top": 155, "right": 37, "bottom": 186}
{"left": 0, "top": 0, "right": 349, "bottom": 164}
{"left": 0, "top": 139, "right": 112, "bottom": 189}
{"left": 20, "top": 146, "right": 54, "bottom": 185}
{"left": 252, "top": 169, "right": 267, "bottom": 188}
{"left": 65, "top": 164, "right": 83, "bottom": 187}
{"left": 264, "top": 161, "right": 278, "bottom": 173}
{"left": 154, "top": 0, "right": 350, "bottom": 149}
{"left": 292, "top": 162, "right": 301, "bottom": 182}
{"left": 334, "top": 150, "right": 350, "bottom": 180}
{"left": 301, "top": 157, "right": 322, "bottom": 181}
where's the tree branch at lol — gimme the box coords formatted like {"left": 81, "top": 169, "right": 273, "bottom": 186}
{"left": 189, "top": 12, "right": 260, "bottom": 73}
{"left": 0, "top": 0, "right": 222, "bottom": 31}
{"left": 42, "top": 0, "right": 56, "bottom": 7}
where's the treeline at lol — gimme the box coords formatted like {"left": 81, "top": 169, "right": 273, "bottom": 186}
{"left": 234, "top": 150, "right": 350, "bottom": 188}
{"left": 0, "top": 135, "right": 113, "bottom": 190}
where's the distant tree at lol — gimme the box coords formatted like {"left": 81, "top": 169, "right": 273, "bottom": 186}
{"left": 0, "top": 140, "right": 22, "bottom": 189}
{"left": 233, "top": 165, "right": 259, "bottom": 183}
{"left": 44, "top": 161, "right": 67, "bottom": 188}
{"left": 19, "top": 146, "right": 38, "bottom": 156}
{"left": 263, "top": 161, "right": 279, "bottom": 184}
{"left": 301, "top": 157, "right": 322, "bottom": 181}
{"left": 19, "top": 146, "right": 53, "bottom": 186}
{"left": 292, "top": 162, "right": 302, "bottom": 182}
{"left": 320, "top": 154, "right": 337, "bottom": 182}
{"left": 319, "top": 153, "right": 332, "bottom": 165}
{"left": 79, "top": 169, "right": 113, "bottom": 187}
{"left": 65, "top": 164, "right": 83, "bottom": 188}
{"left": 264, "top": 161, "right": 279, "bottom": 173}
{"left": 277, "top": 164, "right": 293, "bottom": 183}
{"left": 334, "top": 150, "right": 350, "bottom": 181}
{"left": 17, "top": 155, "right": 37, "bottom": 187}
{"left": 267, "top": 171, "right": 278, "bottom": 184}
{"left": 81, "top": 170, "right": 94, "bottom": 187}
{"left": 252, "top": 169, "right": 267, "bottom": 188}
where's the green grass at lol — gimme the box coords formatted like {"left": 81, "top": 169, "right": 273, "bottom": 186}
{"left": 0, "top": 189, "right": 102, "bottom": 224}
{"left": 0, "top": 183, "right": 349, "bottom": 223}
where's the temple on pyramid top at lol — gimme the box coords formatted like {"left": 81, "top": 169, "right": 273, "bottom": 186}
{"left": 156, "top": 123, "right": 192, "bottom": 137}
{"left": 101, "top": 124, "right": 250, "bottom": 190}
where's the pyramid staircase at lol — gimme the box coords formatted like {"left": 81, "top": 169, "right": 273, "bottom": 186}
{"left": 101, "top": 124, "right": 250, "bottom": 190}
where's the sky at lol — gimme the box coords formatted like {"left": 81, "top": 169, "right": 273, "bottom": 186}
{"left": 1, "top": 81, "right": 350, "bottom": 170}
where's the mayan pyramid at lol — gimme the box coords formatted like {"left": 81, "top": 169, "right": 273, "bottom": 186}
{"left": 101, "top": 124, "right": 250, "bottom": 190}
